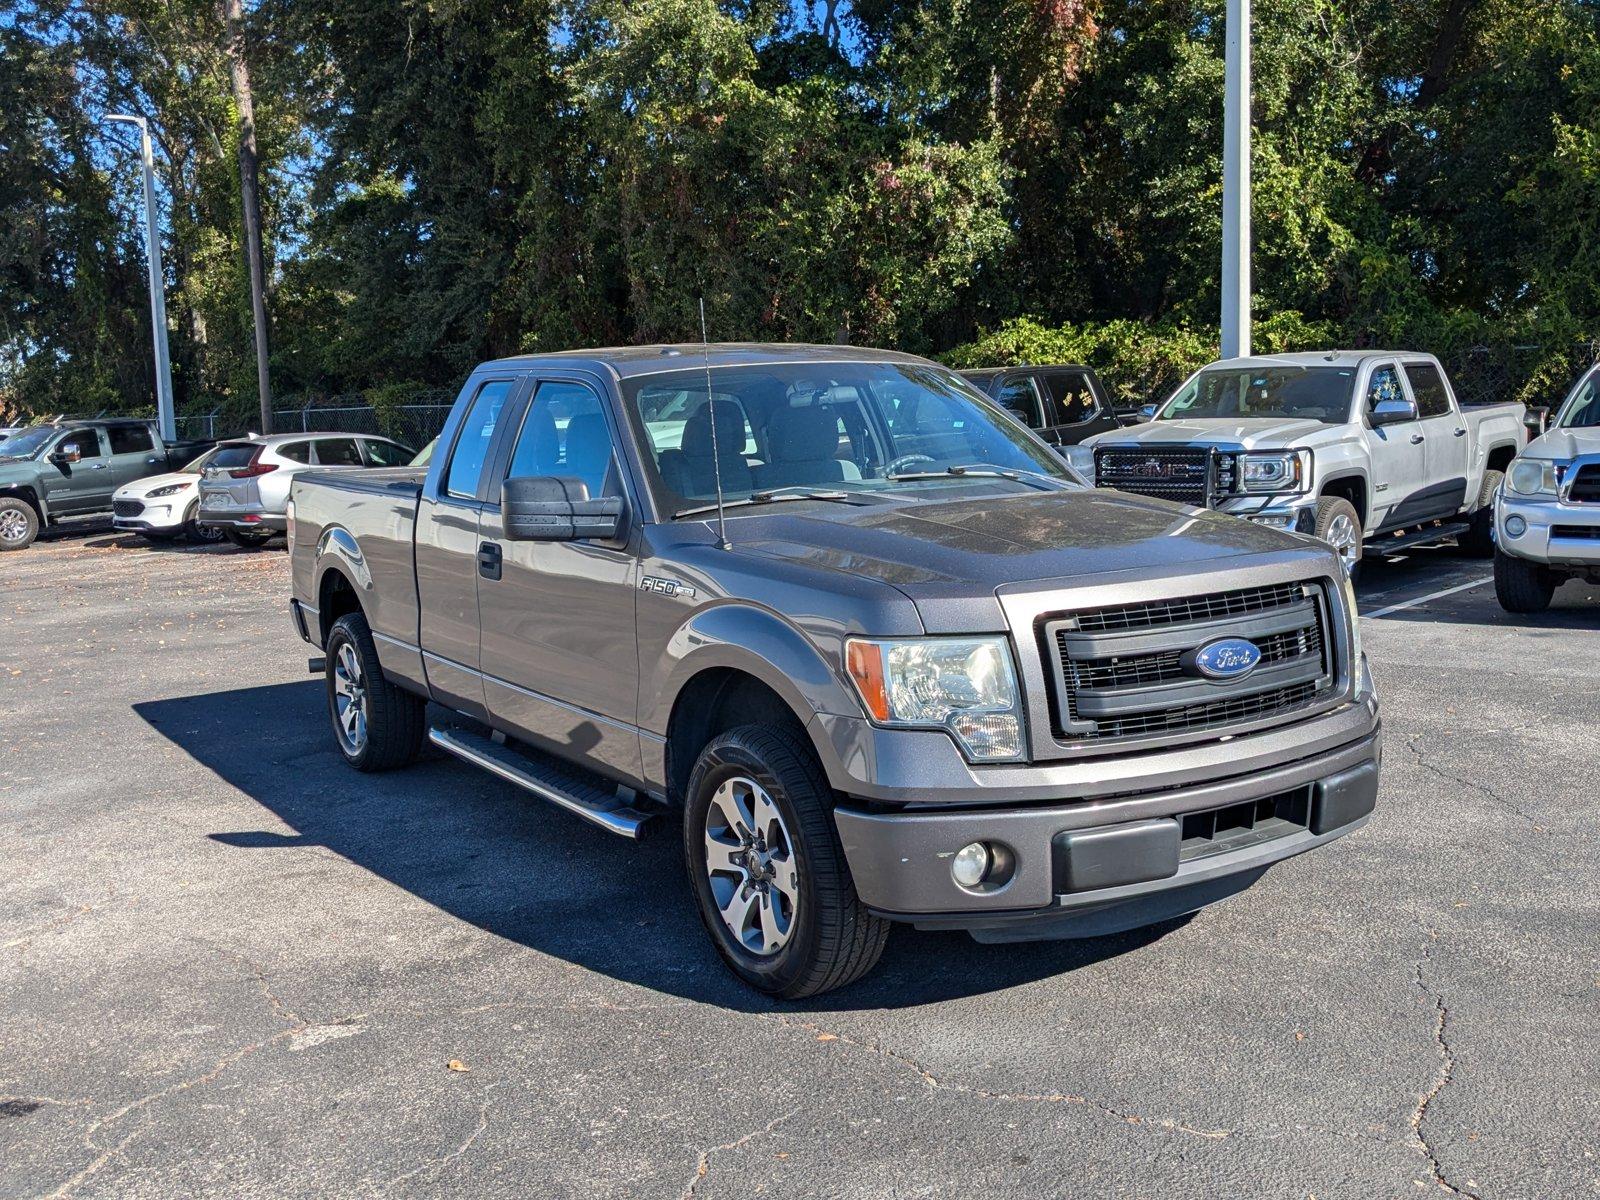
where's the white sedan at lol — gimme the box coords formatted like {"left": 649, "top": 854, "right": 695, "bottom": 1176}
{"left": 112, "top": 446, "right": 231, "bottom": 543}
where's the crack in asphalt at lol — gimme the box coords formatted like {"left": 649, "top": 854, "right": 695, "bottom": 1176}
{"left": 371, "top": 1081, "right": 502, "bottom": 1196}
{"left": 1404, "top": 735, "right": 1546, "bottom": 833}
{"left": 1410, "top": 928, "right": 1479, "bottom": 1199}
{"left": 679, "top": 1108, "right": 799, "bottom": 1200}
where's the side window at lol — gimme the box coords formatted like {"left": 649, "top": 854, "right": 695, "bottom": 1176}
{"left": 992, "top": 376, "right": 1042, "bottom": 428}
{"left": 1366, "top": 366, "right": 1408, "bottom": 416}
{"left": 108, "top": 425, "right": 154, "bottom": 455}
{"left": 313, "top": 438, "right": 363, "bottom": 467}
{"left": 361, "top": 439, "right": 411, "bottom": 467}
{"left": 61, "top": 430, "right": 104, "bottom": 459}
{"left": 1041, "top": 371, "right": 1099, "bottom": 425}
{"left": 1403, "top": 362, "right": 1453, "bottom": 418}
{"left": 506, "top": 381, "right": 617, "bottom": 500}
{"left": 445, "top": 379, "right": 516, "bottom": 499}
{"left": 277, "top": 442, "right": 312, "bottom": 464}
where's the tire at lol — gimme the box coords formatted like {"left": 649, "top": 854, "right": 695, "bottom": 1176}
{"left": 1494, "top": 548, "right": 1556, "bottom": 614}
{"left": 684, "top": 724, "right": 889, "bottom": 999}
{"left": 324, "top": 611, "right": 427, "bottom": 772}
{"left": 224, "top": 528, "right": 273, "bottom": 549}
{"left": 1457, "top": 469, "right": 1503, "bottom": 558}
{"left": 0, "top": 497, "right": 40, "bottom": 551}
{"left": 184, "top": 503, "right": 227, "bottom": 543}
{"left": 1313, "top": 495, "right": 1363, "bottom": 577}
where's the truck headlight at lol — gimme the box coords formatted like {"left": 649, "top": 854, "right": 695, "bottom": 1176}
{"left": 845, "top": 636, "right": 1024, "bottom": 761}
{"left": 1507, "top": 458, "right": 1559, "bottom": 497}
{"left": 1238, "top": 450, "right": 1310, "bottom": 494}
{"left": 147, "top": 483, "right": 188, "bottom": 498}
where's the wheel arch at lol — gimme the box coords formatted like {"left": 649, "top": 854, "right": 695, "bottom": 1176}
{"left": 1485, "top": 442, "right": 1518, "bottom": 474}
{"left": 0, "top": 483, "right": 46, "bottom": 523}
{"left": 1319, "top": 472, "right": 1369, "bottom": 527}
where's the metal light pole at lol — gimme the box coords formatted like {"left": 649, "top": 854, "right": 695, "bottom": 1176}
{"left": 106, "top": 114, "right": 176, "bottom": 443}
{"left": 1220, "top": 0, "right": 1251, "bottom": 360}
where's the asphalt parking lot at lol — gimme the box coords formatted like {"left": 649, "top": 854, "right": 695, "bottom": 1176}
{"left": 3, "top": 519, "right": 1598, "bottom": 1200}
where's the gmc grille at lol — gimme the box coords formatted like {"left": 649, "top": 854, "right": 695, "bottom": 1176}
{"left": 1043, "top": 580, "right": 1336, "bottom": 746}
{"left": 1094, "top": 447, "right": 1232, "bottom": 508}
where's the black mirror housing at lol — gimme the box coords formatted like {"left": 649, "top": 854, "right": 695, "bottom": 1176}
{"left": 501, "top": 476, "right": 622, "bottom": 541}
{"left": 1524, "top": 406, "right": 1550, "bottom": 435}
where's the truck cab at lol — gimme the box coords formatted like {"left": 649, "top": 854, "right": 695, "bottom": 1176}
{"left": 1078, "top": 352, "right": 1526, "bottom": 572}
{"left": 958, "top": 364, "right": 1127, "bottom": 445}
{"left": 288, "top": 344, "right": 1380, "bottom": 998}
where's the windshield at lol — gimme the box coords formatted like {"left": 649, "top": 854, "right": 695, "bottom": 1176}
{"left": 621, "top": 362, "right": 1071, "bottom": 515}
{"left": 1159, "top": 366, "right": 1354, "bottom": 423}
{"left": 410, "top": 437, "right": 438, "bottom": 467}
{"left": 0, "top": 426, "right": 60, "bottom": 459}
{"left": 1554, "top": 366, "right": 1600, "bottom": 429}
{"left": 180, "top": 447, "right": 219, "bottom": 473}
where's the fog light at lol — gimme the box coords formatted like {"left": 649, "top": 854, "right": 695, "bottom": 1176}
{"left": 951, "top": 842, "right": 991, "bottom": 888}
{"left": 1249, "top": 513, "right": 1296, "bottom": 530}
{"left": 1505, "top": 515, "right": 1527, "bottom": 538}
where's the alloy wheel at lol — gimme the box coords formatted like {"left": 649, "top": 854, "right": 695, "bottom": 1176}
{"left": 702, "top": 775, "right": 799, "bottom": 956}
{"left": 331, "top": 642, "right": 368, "bottom": 755}
{"left": 0, "top": 508, "right": 29, "bottom": 544}
{"left": 1324, "top": 511, "right": 1359, "bottom": 568}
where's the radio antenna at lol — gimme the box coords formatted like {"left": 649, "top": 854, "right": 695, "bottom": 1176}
{"left": 699, "top": 296, "right": 731, "bottom": 550}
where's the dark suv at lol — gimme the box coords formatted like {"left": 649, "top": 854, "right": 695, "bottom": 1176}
{"left": 959, "top": 364, "right": 1127, "bottom": 446}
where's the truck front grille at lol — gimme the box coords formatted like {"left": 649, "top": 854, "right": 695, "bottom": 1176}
{"left": 113, "top": 500, "right": 145, "bottom": 517}
{"left": 1566, "top": 463, "right": 1600, "bottom": 503}
{"left": 1043, "top": 580, "right": 1336, "bottom": 746}
{"left": 1094, "top": 447, "right": 1228, "bottom": 508}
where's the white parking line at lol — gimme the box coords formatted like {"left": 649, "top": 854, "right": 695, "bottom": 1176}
{"left": 1362, "top": 576, "right": 1495, "bottom": 619}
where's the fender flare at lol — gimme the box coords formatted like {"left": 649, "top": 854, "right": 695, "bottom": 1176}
{"left": 0, "top": 483, "right": 47, "bottom": 523}
{"left": 1319, "top": 469, "right": 1370, "bottom": 525}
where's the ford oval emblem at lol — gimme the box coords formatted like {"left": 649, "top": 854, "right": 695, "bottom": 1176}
{"left": 1186, "top": 637, "right": 1262, "bottom": 680}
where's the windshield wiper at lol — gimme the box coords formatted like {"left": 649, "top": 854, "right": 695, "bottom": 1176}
{"left": 884, "top": 464, "right": 1060, "bottom": 492}
{"left": 675, "top": 488, "right": 868, "bottom": 519}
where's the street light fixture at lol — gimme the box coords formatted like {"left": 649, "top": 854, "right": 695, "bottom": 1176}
{"left": 105, "top": 113, "right": 176, "bottom": 443}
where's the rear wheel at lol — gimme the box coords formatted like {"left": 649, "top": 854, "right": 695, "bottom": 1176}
{"left": 1457, "top": 469, "right": 1503, "bottom": 558}
{"left": 184, "top": 503, "right": 226, "bottom": 543}
{"left": 224, "top": 528, "right": 273, "bottom": 549}
{"left": 684, "top": 724, "right": 889, "bottom": 998}
{"left": 324, "top": 612, "right": 426, "bottom": 771}
{"left": 1314, "top": 496, "right": 1363, "bottom": 577}
{"left": 0, "top": 498, "right": 39, "bottom": 551}
{"left": 1494, "top": 548, "right": 1556, "bottom": 614}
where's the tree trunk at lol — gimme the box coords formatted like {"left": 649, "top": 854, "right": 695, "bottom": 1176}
{"left": 220, "top": 0, "right": 272, "bottom": 434}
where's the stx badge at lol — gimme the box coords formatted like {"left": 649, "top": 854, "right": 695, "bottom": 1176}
{"left": 640, "top": 576, "right": 697, "bottom": 600}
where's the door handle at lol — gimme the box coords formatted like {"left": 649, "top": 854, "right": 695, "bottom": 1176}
{"left": 1409, "top": 433, "right": 1425, "bottom": 445}
{"left": 1453, "top": 428, "right": 1467, "bottom": 437}
{"left": 147, "top": 457, "right": 162, "bottom": 464}
{"left": 90, "top": 463, "right": 110, "bottom": 470}
{"left": 477, "top": 541, "right": 502, "bottom": 581}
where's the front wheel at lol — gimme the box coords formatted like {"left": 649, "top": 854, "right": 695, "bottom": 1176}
{"left": 1457, "top": 469, "right": 1503, "bottom": 558}
{"left": 0, "top": 497, "right": 40, "bottom": 551}
{"left": 224, "top": 528, "right": 273, "bottom": 549}
{"left": 1314, "top": 496, "right": 1363, "bottom": 578}
{"left": 324, "top": 612, "right": 426, "bottom": 771}
{"left": 684, "top": 724, "right": 889, "bottom": 998}
{"left": 1494, "top": 548, "right": 1556, "bottom": 614}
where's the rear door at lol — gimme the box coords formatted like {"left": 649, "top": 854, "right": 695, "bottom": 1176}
{"left": 1362, "top": 362, "right": 1431, "bottom": 531}
{"left": 1038, "top": 369, "right": 1120, "bottom": 445}
{"left": 106, "top": 424, "right": 163, "bottom": 491}
{"left": 359, "top": 438, "right": 414, "bottom": 467}
{"left": 476, "top": 376, "right": 641, "bottom": 780}
{"left": 41, "top": 428, "right": 112, "bottom": 513}
{"left": 1403, "top": 360, "right": 1470, "bottom": 518}
{"left": 416, "top": 374, "right": 526, "bottom": 718}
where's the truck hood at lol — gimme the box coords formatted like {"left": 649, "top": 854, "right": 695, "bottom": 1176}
{"left": 729, "top": 487, "right": 1328, "bottom": 630}
{"left": 1085, "top": 417, "right": 1346, "bottom": 451}
{"left": 1526, "top": 425, "right": 1600, "bottom": 461}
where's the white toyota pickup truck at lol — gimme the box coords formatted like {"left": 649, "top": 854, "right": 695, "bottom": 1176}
{"left": 1076, "top": 351, "right": 1527, "bottom": 572}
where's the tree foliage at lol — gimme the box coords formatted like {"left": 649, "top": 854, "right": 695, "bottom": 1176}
{"left": 1, "top": 0, "right": 1596, "bottom": 421}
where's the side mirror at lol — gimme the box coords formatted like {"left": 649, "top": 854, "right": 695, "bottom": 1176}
{"left": 52, "top": 442, "right": 82, "bottom": 464}
{"left": 501, "top": 476, "right": 622, "bottom": 541}
{"left": 1524, "top": 406, "right": 1550, "bottom": 436}
{"left": 1137, "top": 404, "right": 1158, "bottom": 422}
{"left": 1370, "top": 397, "right": 1418, "bottom": 427}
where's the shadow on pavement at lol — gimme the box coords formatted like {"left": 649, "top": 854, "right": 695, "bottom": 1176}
{"left": 136, "top": 680, "right": 1183, "bottom": 1014}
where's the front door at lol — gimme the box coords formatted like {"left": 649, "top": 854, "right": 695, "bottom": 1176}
{"left": 41, "top": 428, "right": 113, "bottom": 514}
{"left": 416, "top": 376, "right": 523, "bottom": 719}
{"left": 477, "top": 377, "right": 641, "bottom": 782}
{"left": 1362, "top": 363, "right": 1430, "bottom": 532}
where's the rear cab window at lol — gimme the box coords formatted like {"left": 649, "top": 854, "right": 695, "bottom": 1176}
{"left": 108, "top": 425, "right": 154, "bottom": 455}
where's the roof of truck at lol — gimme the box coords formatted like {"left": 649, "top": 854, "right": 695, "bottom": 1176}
{"left": 1208, "top": 350, "right": 1435, "bottom": 369}
{"left": 482, "top": 342, "right": 935, "bottom": 381}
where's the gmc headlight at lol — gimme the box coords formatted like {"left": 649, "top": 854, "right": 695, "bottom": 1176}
{"left": 148, "top": 483, "right": 188, "bottom": 498}
{"left": 1238, "top": 450, "right": 1310, "bottom": 494}
{"left": 845, "top": 636, "right": 1024, "bottom": 761}
{"left": 1507, "top": 458, "right": 1559, "bottom": 497}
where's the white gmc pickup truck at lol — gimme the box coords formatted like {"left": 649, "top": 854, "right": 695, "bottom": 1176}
{"left": 1076, "top": 351, "right": 1527, "bottom": 572}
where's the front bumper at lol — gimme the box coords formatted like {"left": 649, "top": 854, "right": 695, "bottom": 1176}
{"left": 199, "top": 506, "right": 287, "bottom": 533}
{"left": 1496, "top": 489, "right": 1600, "bottom": 568}
{"left": 1215, "top": 493, "right": 1318, "bottom": 533}
{"left": 113, "top": 508, "right": 183, "bottom": 533}
{"left": 831, "top": 724, "right": 1380, "bottom": 938}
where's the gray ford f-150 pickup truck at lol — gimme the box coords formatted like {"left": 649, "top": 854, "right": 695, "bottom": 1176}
{"left": 288, "top": 344, "right": 1381, "bottom": 997}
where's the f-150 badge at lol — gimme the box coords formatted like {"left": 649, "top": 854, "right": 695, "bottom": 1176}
{"left": 640, "top": 576, "right": 697, "bottom": 599}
